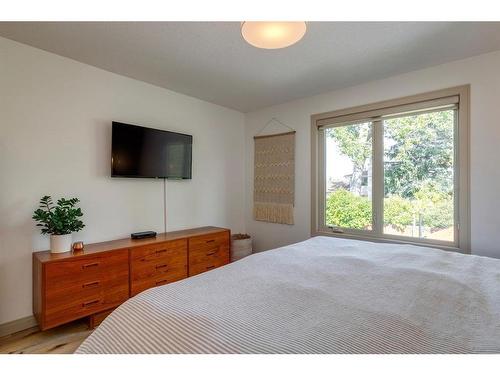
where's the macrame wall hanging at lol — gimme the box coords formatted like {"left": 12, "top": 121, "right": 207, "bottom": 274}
{"left": 253, "top": 118, "right": 296, "bottom": 225}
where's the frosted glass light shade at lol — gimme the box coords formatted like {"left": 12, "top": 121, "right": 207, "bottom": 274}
{"left": 241, "top": 22, "right": 307, "bottom": 49}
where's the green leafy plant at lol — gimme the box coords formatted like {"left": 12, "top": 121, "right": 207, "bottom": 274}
{"left": 32, "top": 195, "right": 85, "bottom": 235}
{"left": 384, "top": 195, "right": 414, "bottom": 232}
{"left": 326, "top": 110, "right": 455, "bottom": 237}
{"left": 326, "top": 189, "right": 371, "bottom": 230}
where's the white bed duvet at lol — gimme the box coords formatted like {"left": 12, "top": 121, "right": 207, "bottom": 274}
{"left": 76, "top": 236, "right": 500, "bottom": 354}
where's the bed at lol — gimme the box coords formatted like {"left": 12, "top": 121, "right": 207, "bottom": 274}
{"left": 76, "top": 236, "right": 500, "bottom": 354}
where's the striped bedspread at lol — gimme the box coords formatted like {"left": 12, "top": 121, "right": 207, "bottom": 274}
{"left": 76, "top": 236, "right": 500, "bottom": 354}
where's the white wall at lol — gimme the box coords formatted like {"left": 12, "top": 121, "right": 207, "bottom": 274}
{"left": 245, "top": 50, "right": 500, "bottom": 258}
{"left": 0, "top": 37, "right": 246, "bottom": 325}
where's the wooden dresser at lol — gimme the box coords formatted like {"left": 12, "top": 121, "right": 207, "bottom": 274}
{"left": 33, "top": 226, "right": 230, "bottom": 330}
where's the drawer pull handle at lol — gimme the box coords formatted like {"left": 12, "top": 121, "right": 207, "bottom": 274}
{"left": 82, "top": 262, "right": 99, "bottom": 269}
{"left": 82, "top": 299, "right": 100, "bottom": 308}
{"left": 82, "top": 281, "right": 100, "bottom": 288}
{"left": 156, "top": 264, "right": 168, "bottom": 270}
{"left": 156, "top": 249, "right": 167, "bottom": 254}
{"left": 206, "top": 251, "right": 217, "bottom": 256}
{"left": 156, "top": 279, "right": 168, "bottom": 286}
{"left": 206, "top": 239, "right": 215, "bottom": 243}
{"left": 206, "top": 265, "right": 215, "bottom": 270}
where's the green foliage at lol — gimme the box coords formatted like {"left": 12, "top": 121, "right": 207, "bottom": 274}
{"left": 326, "top": 188, "right": 453, "bottom": 234}
{"left": 413, "top": 184, "right": 453, "bottom": 230}
{"left": 384, "top": 196, "right": 413, "bottom": 232}
{"left": 327, "top": 124, "right": 371, "bottom": 194}
{"left": 384, "top": 186, "right": 453, "bottom": 234}
{"left": 32, "top": 195, "right": 85, "bottom": 235}
{"left": 326, "top": 189, "right": 371, "bottom": 230}
{"left": 327, "top": 124, "right": 372, "bottom": 172}
{"left": 424, "top": 198, "right": 453, "bottom": 230}
{"left": 327, "top": 110, "right": 455, "bottom": 234}
{"left": 384, "top": 110, "right": 454, "bottom": 199}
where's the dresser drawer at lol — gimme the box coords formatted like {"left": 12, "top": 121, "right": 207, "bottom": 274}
{"left": 131, "top": 257, "right": 187, "bottom": 281}
{"left": 130, "top": 239, "right": 187, "bottom": 262}
{"left": 130, "top": 240, "right": 188, "bottom": 296}
{"left": 189, "top": 244, "right": 229, "bottom": 265}
{"left": 45, "top": 250, "right": 128, "bottom": 287}
{"left": 46, "top": 270, "right": 128, "bottom": 306}
{"left": 189, "top": 255, "right": 228, "bottom": 276}
{"left": 189, "top": 232, "right": 229, "bottom": 251}
{"left": 43, "top": 249, "right": 129, "bottom": 329}
{"left": 188, "top": 232, "right": 229, "bottom": 276}
{"left": 131, "top": 268, "right": 187, "bottom": 296}
{"left": 44, "top": 284, "right": 128, "bottom": 329}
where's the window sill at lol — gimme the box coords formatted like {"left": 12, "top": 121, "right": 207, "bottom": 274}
{"left": 312, "top": 229, "right": 469, "bottom": 254}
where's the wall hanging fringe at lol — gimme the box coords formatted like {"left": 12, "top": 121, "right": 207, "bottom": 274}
{"left": 253, "top": 118, "right": 295, "bottom": 225}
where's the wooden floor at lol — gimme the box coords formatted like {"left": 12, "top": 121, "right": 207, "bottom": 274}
{"left": 0, "top": 320, "right": 93, "bottom": 354}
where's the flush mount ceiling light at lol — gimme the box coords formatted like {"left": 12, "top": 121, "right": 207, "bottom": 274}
{"left": 241, "top": 22, "right": 307, "bottom": 49}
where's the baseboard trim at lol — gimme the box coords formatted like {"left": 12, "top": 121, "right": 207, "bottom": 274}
{"left": 0, "top": 315, "right": 38, "bottom": 338}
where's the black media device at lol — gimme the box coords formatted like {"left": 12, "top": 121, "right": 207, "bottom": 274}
{"left": 111, "top": 121, "right": 193, "bottom": 179}
{"left": 131, "top": 231, "right": 157, "bottom": 239}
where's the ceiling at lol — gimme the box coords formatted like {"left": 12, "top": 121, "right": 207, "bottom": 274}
{"left": 1, "top": 22, "right": 500, "bottom": 112}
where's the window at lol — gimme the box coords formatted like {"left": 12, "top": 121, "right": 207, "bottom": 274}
{"left": 311, "top": 86, "right": 470, "bottom": 253}
{"left": 325, "top": 122, "right": 373, "bottom": 231}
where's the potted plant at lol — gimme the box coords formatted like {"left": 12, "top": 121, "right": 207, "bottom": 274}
{"left": 33, "top": 195, "right": 85, "bottom": 253}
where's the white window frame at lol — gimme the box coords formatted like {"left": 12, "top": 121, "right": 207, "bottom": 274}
{"left": 311, "top": 86, "right": 470, "bottom": 253}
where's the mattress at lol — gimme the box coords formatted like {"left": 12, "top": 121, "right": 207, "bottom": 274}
{"left": 76, "top": 236, "right": 500, "bottom": 353}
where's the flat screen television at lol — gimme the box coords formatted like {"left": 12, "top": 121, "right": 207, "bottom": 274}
{"left": 111, "top": 121, "right": 192, "bottom": 179}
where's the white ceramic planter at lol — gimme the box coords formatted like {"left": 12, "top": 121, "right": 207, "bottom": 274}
{"left": 231, "top": 237, "right": 253, "bottom": 262}
{"left": 50, "top": 234, "right": 73, "bottom": 253}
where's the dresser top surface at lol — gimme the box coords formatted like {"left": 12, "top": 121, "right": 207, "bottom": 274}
{"left": 33, "top": 226, "right": 230, "bottom": 263}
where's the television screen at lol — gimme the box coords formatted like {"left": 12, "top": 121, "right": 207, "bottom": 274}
{"left": 111, "top": 122, "right": 192, "bottom": 179}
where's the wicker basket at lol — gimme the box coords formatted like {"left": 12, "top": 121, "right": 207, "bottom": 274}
{"left": 231, "top": 235, "right": 252, "bottom": 262}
